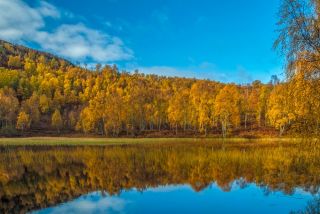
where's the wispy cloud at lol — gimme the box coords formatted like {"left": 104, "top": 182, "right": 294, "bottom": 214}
{"left": 0, "top": 0, "right": 133, "bottom": 63}
{"left": 37, "top": 1, "right": 61, "bottom": 18}
{"left": 135, "top": 65, "right": 228, "bottom": 82}
{"left": 127, "top": 62, "right": 279, "bottom": 84}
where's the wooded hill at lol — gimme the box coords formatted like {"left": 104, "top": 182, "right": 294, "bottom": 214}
{"left": 0, "top": 37, "right": 318, "bottom": 137}
{"left": 0, "top": 40, "right": 72, "bottom": 69}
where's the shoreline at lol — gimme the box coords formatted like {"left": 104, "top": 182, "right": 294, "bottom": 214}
{"left": 0, "top": 137, "right": 312, "bottom": 146}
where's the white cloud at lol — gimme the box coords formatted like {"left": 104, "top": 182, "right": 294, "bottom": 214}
{"left": 0, "top": 0, "right": 44, "bottom": 40}
{"left": 35, "top": 192, "right": 128, "bottom": 214}
{"left": 0, "top": 0, "right": 133, "bottom": 63}
{"left": 35, "top": 24, "right": 133, "bottom": 62}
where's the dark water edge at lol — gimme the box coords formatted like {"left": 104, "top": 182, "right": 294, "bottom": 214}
{"left": 0, "top": 141, "right": 319, "bottom": 213}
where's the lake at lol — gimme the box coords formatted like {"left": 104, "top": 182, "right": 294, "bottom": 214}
{"left": 0, "top": 141, "right": 319, "bottom": 213}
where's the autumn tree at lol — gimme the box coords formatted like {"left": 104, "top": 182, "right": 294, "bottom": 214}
{"left": 168, "top": 87, "right": 190, "bottom": 134}
{"left": 16, "top": 111, "right": 30, "bottom": 133}
{"left": 275, "top": 0, "right": 320, "bottom": 135}
{"left": 77, "top": 107, "right": 97, "bottom": 134}
{"left": 240, "top": 81, "right": 261, "bottom": 130}
{"left": 0, "top": 88, "right": 19, "bottom": 129}
{"left": 288, "top": 61, "right": 320, "bottom": 134}
{"left": 39, "top": 94, "right": 50, "bottom": 114}
{"left": 24, "top": 57, "right": 36, "bottom": 75}
{"left": 214, "top": 85, "right": 241, "bottom": 137}
{"left": 275, "top": 0, "right": 320, "bottom": 77}
{"left": 190, "top": 81, "right": 219, "bottom": 135}
{"left": 267, "top": 84, "right": 295, "bottom": 136}
{"left": 7, "top": 56, "right": 22, "bottom": 69}
{"left": 52, "top": 109, "right": 63, "bottom": 133}
{"left": 68, "top": 110, "right": 78, "bottom": 130}
{"left": 21, "top": 93, "right": 41, "bottom": 127}
{"left": 0, "top": 69, "right": 19, "bottom": 89}
{"left": 257, "top": 85, "right": 272, "bottom": 127}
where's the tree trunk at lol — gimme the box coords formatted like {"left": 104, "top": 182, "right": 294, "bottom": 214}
{"left": 176, "top": 124, "right": 178, "bottom": 135}
{"left": 244, "top": 113, "right": 247, "bottom": 130}
{"left": 279, "top": 126, "right": 285, "bottom": 136}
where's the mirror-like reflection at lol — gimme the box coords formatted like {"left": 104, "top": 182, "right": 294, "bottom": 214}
{"left": 0, "top": 141, "right": 319, "bottom": 213}
{"left": 33, "top": 185, "right": 316, "bottom": 214}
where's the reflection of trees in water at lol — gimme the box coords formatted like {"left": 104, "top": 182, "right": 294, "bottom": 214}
{"left": 0, "top": 143, "right": 319, "bottom": 213}
{"left": 291, "top": 196, "right": 320, "bottom": 214}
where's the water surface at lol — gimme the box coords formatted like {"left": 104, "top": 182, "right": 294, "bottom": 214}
{"left": 0, "top": 141, "right": 319, "bottom": 213}
{"left": 34, "top": 184, "right": 315, "bottom": 214}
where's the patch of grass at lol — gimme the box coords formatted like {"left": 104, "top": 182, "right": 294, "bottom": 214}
{"left": 0, "top": 137, "right": 307, "bottom": 146}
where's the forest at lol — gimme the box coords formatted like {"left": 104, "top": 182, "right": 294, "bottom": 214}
{"left": 0, "top": 38, "right": 318, "bottom": 137}
{"left": 0, "top": 0, "right": 319, "bottom": 138}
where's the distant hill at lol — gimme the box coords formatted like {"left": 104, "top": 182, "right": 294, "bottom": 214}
{"left": 0, "top": 40, "right": 73, "bottom": 69}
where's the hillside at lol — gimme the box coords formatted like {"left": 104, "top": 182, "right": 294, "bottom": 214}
{"left": 0, "top": 40, "right": 317, "bottom": 137}
{"left": 0, "top": 40, "right": 73, "bottom": 69}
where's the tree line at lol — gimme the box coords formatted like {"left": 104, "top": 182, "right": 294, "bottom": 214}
{"left": 0, "top": 48, "right": 315, "bottom": 137}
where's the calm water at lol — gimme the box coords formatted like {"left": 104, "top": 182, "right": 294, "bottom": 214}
{"left": 33, "top": 184, "right": 315, "bottom": 214}
{"left": 0, "top": 141, "right": 319, "bottom": 214}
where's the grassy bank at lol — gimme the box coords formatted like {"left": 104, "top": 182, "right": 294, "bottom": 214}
{"left": 0, "top": 137, "right": 306, "bottom": 146}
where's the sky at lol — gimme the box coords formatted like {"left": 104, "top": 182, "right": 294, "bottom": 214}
{"left": 0, "top": 0, "right": 285, "bottom": 83}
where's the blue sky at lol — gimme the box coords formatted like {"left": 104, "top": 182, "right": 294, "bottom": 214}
{"left": 0, "top": 0, "right": 284, "bottom": 83}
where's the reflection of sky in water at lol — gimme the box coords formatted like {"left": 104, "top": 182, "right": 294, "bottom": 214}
{"left": 32, "top": 194, "right": 128, "bottom": 214}
{"left": 32, "top": 182, "right": 314, "bottom": 214}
